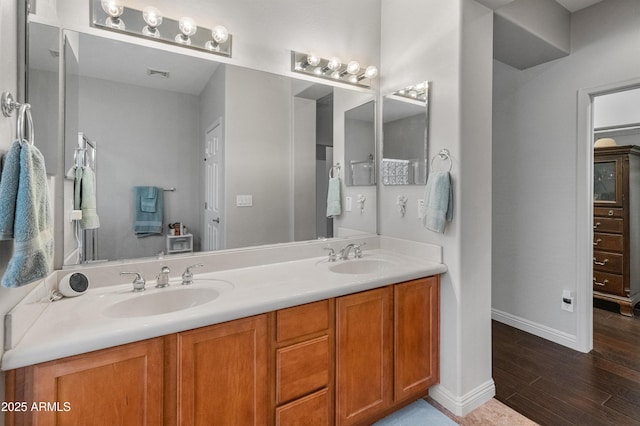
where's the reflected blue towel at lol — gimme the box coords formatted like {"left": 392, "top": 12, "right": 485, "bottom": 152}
{"left": 140, "top": 186, "right": 158, "bottom": 213}
{"left": 326, "top": 177, "right": 342, "bottom": 217}
{"left": 0, "top": 141, "right": 54, "bottom": 287}
{"left": 134, "top": 186, "right": 163, "bottom": 237}
{"left": 421, "top": 171, "right": 453, "bottom": 233}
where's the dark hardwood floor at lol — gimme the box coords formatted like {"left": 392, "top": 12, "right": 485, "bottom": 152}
{"left": 493, "top": 301, "right": 640, "bottom": 426}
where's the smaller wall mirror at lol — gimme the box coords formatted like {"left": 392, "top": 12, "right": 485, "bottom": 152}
{"left": 382, "top": 81, "right": 430, "bottom": 185}
{"left": 344, "top": 100, "right": 376, "bottom": 186}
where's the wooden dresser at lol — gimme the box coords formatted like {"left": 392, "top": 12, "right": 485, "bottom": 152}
{"left": 593, "top": 145, "right": 640, "bottom": 316}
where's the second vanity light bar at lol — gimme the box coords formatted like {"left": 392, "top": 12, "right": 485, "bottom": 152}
{"left": 291, "top": 51, "right": 378, "bottom": 88}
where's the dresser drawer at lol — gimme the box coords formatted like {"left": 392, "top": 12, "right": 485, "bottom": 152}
{"left": 277, "top": 300, "right": 329, "bottom": 342}
{"left": 276, "top": 336, "right": 329, "bottom": 404}
{"left": 593, "top": 271, "right": 624, "bottom": 295}
{"left": 593, "top": 251, "right": 624, "bottom": 275}
{"left": 594, "top": 207, "right": 623, "bottom": 218}
{"left": 593, "top": 233, "right": 624, "bottom": 252}
{"left": 593, "top": 218, "right": 623, "bottom": 234}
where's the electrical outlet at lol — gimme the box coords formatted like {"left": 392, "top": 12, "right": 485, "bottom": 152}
{"left": 417, "top": 199, "right": 425, "bottom": 219}
{"left": 561, "top": 290, "right": 574, "bottom": 312}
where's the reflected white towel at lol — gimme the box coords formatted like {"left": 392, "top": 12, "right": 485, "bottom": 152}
{"left": 326, "top": 177, "right": 342, "bottom": 217}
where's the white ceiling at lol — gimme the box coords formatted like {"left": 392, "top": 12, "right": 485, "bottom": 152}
{"left": 477, "top": 0, "right": 602, "bottom": 12}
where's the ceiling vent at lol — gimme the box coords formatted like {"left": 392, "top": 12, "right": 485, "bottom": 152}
{"left": 147, "top": 68, "right": 170, "bottom": 79}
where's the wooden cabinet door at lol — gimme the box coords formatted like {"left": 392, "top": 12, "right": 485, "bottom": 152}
{"left": 177, "top": 314, "right": 268, "bottom": 426}
{"left": 26, "top": 338, "right": 163, "bottom": 426}
{"left": 335, "top": 287, "right": 392, "bottom": 426}
{"left": 394, "top": 276, "right": 440, "bottom": 402}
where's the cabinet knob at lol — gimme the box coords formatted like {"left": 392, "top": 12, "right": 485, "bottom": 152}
{"left": 593, "top": 238, "right": 602, "bottom": 246}
{"left": 608, "top": 210, "right": 614, "bottom": 216}
{"left": 593, "top": 222, "right": 601, "bottom": 229}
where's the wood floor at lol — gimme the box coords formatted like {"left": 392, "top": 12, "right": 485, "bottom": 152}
{"left": 493, "top": 301, "right": 640, "bottom": 426}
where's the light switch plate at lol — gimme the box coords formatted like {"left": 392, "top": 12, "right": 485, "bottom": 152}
{"left": 345, "top": 196, "right": 352, "bottom": 212}
{"left": 236, "top": 195, "right": 253, "bottom": 207}
{"left": 417, "top": 199, "right": 425, "bottom": 219}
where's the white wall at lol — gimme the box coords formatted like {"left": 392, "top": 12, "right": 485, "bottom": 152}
{"left": 293, "top": 97, "right": 317, "bottom": 241}
{"left": 380, "top": 0, "right": 494, "bottom": 416}
{"left": 594, "top": 88, "right": 640, "bottom": 129}
{"left": 492, "top": 0, "right": 640, "bottom": 347}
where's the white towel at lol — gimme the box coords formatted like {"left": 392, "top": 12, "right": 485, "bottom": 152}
{"left": 326, "top": 176, "right": 342, "bottom": 217}
{"left": 421, "top": 171, "right": 453, "bottom": 233}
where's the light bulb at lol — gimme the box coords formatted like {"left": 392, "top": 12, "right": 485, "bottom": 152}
{"left": 212, "top": 25, "right": 229, "bottom": 44}
{"left": 331, "top": 71, "right": 341, "bottom": 79}
{"left": 101, "top": 0, "right": 123, "bottom": 18}
{"left": 306, "top": 54, "right": 321, "bottom": 67}
{"left": 176, "top": 17, "right": 197, "bottom": 45}
{"left": 327, "top": 57, "right": 342, "bottom": 71}
{"left": 364, "top": 65, "right": 378, "bottom": 79}
{"left": 101, "top": 0, "right": 124, "bottom": 29}
{"left": 142, "top": 6, "right": 162, "bottom": 37}
{"left": 346, "top": 61, "right": 360, "bottom": 75}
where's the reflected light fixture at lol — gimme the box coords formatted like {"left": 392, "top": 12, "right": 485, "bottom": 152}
{"left": 393, "top": 81, "right": 429, "bottom": 102}
{"left": 142, "top": 6, "right": 162, "bottom": 37}
{"left": 101, "top": 0, "right": 125, "bottom": 29}
{"left": 91, "top": 0, "right": 233, "bottom": 57}
{"left": 292, "top": 51, "right": 378, "bottom": 88}
{"left": 176, "top": 17, "right": 197, "bottom": 45}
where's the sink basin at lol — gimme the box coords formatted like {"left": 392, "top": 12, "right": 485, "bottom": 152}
{"left": 328, "top": 259, "right": 396, "bottom": 275}
{"left": 103, "top": 287, "right": 220, "bottom": 318}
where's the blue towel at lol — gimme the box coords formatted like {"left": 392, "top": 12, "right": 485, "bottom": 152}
{"left": 0, "top": 141, "right": 54, "bottom": 287}
{"left": 140, "top": 186, "right": 158, "bottom": 213}
{"left": 134, "top": 186, "right": 163, "bottom": 237}
{"left": 80, "top": 166, "right": 100, "bottom": 230}
{"left": 421, "top": 171, "right": 453, "bottom": 233}
{"left": 326, "top": 177, "right": 342, "bottom": 218}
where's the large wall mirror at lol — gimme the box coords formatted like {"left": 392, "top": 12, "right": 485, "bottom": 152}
{"left": 25, "top": 20, "right": 378, "bottom": 267}
{"left": 382, "top": 82, "right": 430, "bottom": 185}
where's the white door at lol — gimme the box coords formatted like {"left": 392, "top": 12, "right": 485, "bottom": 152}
{"left": 203, "top": 119, "right": 224, "bottom": 251}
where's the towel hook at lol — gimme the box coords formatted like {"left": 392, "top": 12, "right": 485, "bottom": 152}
{"left": 2, "top": 92, "right": 34, "bottom": 145}
{"left": 430, "top": 149, "right": 452, "bottom": 172}
{"left": 329, "top": 163, "right": 341, "bottom": 179}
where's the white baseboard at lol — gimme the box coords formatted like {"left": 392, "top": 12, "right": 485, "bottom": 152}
{"left": 492, "top": 308, "right": 579, "bottom": 350}
{"left": 429, "top": 379, "right": 495, "bottom": 417}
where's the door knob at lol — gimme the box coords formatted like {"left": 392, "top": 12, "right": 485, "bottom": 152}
{"left": 212, "top": 217, "right": 220, "bottom": 223}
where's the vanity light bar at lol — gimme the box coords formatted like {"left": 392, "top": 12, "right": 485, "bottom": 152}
{"left": 393, "top": 81, "right": 429, "bottom": 102}
{"left": 291, "top": 51, "right": 378, "bottom": 88}
{"left": 91, "top": 0, "right": 232, "bottom": 58}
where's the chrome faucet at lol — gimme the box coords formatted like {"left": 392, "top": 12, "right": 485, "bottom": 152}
{"left": 120, "top": 272, "right": 146, "bottom": 292}
{"left": 339, "top": 243, "right": 366, "bottom": 260}
{"left": 156, "top": 266, "right": 171, "bottom": 288}
{"left": 324, "top": 247, "right": 337, "bottom": 262}
{"left": 182, "top": 263, "right": 204, "bottom": 285}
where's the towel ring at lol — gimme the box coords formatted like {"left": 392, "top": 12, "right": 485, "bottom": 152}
{"left": 430, "top": 149, "right": 452, "bottom": 172}
{"left": 2, "top": 92, "right": 34, "bottom": 145}
{"left": 329, "top": 163, "right": 341, "bottom": 179}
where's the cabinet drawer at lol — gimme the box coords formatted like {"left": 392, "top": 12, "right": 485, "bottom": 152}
{"left": 276, "top": 388, "right": 329, "bottom": 426}
{"left": 276, "top": 336, "right": 329, "bottom": 404}
{"left": 593, "top": 251, "right": 624, "bottom": 275}
{"left": 594, "top": 207, "right": 623, "bottom": 218}
{"left": 593, "top": 233, "right": 624, "bottom": 252}
{"left": 277, "top": 300, "right": 329, "bottom": 342}
{"left": 593, "top": 271, "right": 624, "bottom": 295}
{"left": 593, "top": 218, "right": 623, "bottom": 234}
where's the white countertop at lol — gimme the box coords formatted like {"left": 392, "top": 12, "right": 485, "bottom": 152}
{"left": 2, "top": 244, "right": 446, "bottom": 371}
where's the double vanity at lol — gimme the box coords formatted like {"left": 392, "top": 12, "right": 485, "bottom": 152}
{"left": 2, "top": 236, "right": 446, "bottom": 425}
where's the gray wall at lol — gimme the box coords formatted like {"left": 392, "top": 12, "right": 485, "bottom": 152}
{"left": 77, "top": 76, "right": 200, "bottom": 261}
{"left": 492, "top": 0, "right": 640, "bottom": 342}
{"left": 224, "top": 67, "right": 292, "bottom": 248}
{"left": 293, "top": 97, "right": 317, "bottom": 241}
